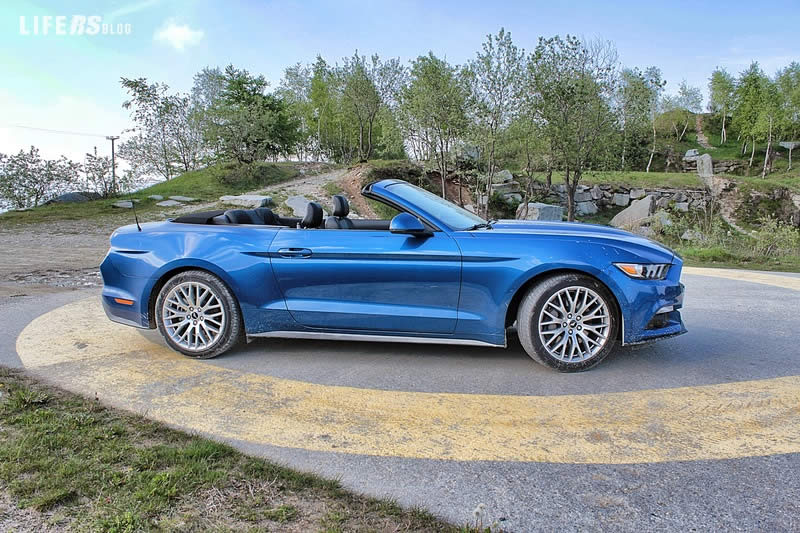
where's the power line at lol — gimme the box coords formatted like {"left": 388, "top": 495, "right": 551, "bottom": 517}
{"left": 0, "top": 124, "right": 122, "bottom": 139}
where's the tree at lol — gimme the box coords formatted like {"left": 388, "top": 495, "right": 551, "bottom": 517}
{"left": 0, "top": 147, "right": 80, "bottom": 209}
{"left": 203, "top": 65, "right": 299, "bottom": 164}
{"left": 661, "top": 80, "right": 702, "bottom": 142}
{"left": 403, "top": 53, "right": 469, "bottom": 199}
{"left": 754, "top": 78, "right": 783, "bottom": 177}
{"left": 340, "top": 52, "right": 405, "bottom": 161}
{"left": 776, "top": 62, "right": 800, "bottom": 169}
{"left": 82, "top": 147, "right": 117, "bottom": 197}
{"left": 617, "top": 67, "right": 664, "bottom": 171}
{"left": 708, "top": 67, "right": 735, "bottom": 144}
{"left": 278, "top": 62, "right": 315, "bottom": 160}
{"left": 464, "top": 28, "right": 524, "bottom": 217}
{"left": 527, "top": 35, "right": 619, "bottom": 221}
{"left": 118, "top": 78, "right": 203, "bottom": 180}
{"left": 732, "top": 63, "right": 768, "bottom": 167}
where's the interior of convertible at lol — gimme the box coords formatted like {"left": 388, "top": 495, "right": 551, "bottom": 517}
{"left": 172, "top": 194, "right": 393, "bottom": 230}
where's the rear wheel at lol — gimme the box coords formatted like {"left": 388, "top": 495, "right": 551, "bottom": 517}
{"left": 517, "top": 273, "right": 618, "bottom": 372}
{"left": 155, "top": 270, "right": 242, "bottom": 359}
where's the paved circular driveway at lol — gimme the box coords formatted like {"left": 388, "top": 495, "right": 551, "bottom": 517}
{"left": 15, "top": 267, "right": 800, "bottom": 467}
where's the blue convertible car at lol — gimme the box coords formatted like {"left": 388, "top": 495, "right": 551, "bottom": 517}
{"left": 101, "top": 179, "right": 686, "bottom": 371}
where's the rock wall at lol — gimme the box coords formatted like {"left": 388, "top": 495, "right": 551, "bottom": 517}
{"left": 530, "top": 181, "right": 710, "bottom": 215}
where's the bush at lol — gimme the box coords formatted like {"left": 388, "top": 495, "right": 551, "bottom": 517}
{"left": 750, "top": 216, "right": 800, "bottom": 257}
{"left": 217, "top": 162, "right": 299, "bottom": 190}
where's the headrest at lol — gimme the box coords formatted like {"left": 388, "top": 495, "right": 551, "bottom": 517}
{"left": 253, "top": 207, "right": 279, "bottom": 225}
{"left": 332, "top": 195, "right": 349, "bottom": 218}
{"left": 223, "top": 209, "right": 260, "bottom": 225}
{"left": 300, "top": 202, "right": 323, "bottom": 228}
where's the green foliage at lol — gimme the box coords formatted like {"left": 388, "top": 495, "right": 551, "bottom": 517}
{"left": 216, "top": 161, "right": 300, "bottom": 190}
{"left": 203, "top": 65, "right": 300, "bottom": 164}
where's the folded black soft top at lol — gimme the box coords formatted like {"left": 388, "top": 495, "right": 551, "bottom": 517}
{"left": 171, "top": 210, "right": 226, "bottom": 224}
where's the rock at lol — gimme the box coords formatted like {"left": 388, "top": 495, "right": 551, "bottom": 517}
{"left": 683, "top": 149, "right": 700, "bottom": 161}
{"left": 48, "top": 192, "right": 89, "bottom": 204}
{"left": 649, "top": 210, "right": 673, "bottom": 228}
{"left": 656, "top": 197, "right": 670, "bottom": 209}
{"left": 502, "top": 192, "right": 523, "bottom": 204}
{"left": 674, "top": 202, "right": 689, "bottom": 212}
{"left": 576, "top": 201, "right": 598, "bottom": 216}
{"left": 515, "top": 202, "right": 564, "bottom": 221}
{"left": 495, "top": 169, "right": 514, "bottom": 183}
{"left": 112, "top": 201, "right": 134, "bottom": 209}
{"left": 156, "top": 200, "right": 183, "bottom": 207}
{"left": 220, "top": 194, "right": 273, "bottom": 208}
{"left": 168, "top": 196, "right": 197, "bottom": 202}
{"left": 612, "top": 193, "right": 630, "bottom": 207}
{"left": 610, "top": 195, "right": 656, "bottom": 228}
{"left": 629, "top": 188, "right": 646, "bottom": 200}
{"left": 148, "top": 195, "right": 164, "bottom": 200}
{"left": 553, "top": 184, "right": 567, "bottom": 194}
{"left": 792, "top": 194, "right": 800, "bottom": 210}
{"left": 696, "top": 153, "right": 713, "bottom": 179}
{"left": 490, "top": 181, "right": 520, "bottom": 194}
{"left": 671, "top": 192, "right": 688, "bottom": 203}
{"left": 590, "top": 185, "right": 603, "bottom": 200}
{"left": 286, "top": 195, "right": 311, "bottom": 217}
{"left": 681, "top": 229, "right": 704, "bottom": 241}
{"left": 574, "top": 191, "right": 592, "bottom": 203}
{"left": 633, "top": 225, "right": 655, "bottom": 238}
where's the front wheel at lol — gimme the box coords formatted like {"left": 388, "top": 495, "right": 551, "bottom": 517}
{"left": 517, "top": 273, "right": 619, "bottom": 372}
{"left": 155, "top": 270, "right": 242, "bottom": 359}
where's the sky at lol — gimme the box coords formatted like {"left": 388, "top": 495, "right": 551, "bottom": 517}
{"left": 1, "top": 0, "right": 798, "bottom": 163}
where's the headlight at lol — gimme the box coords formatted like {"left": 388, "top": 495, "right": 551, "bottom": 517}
{"left": 614, "top": 263, "right": 670, "bottom": 280}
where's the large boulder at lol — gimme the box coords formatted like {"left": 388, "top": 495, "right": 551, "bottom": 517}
{"left": 574, "top": 191, "right": 592, "bottom": 203}
{"left": 516, "top": 202, "right": 564, "bottom": 221}
{"left": 697, "top": 153, "right": 713, "bottom": 179}
{"left": 220, "top": 194, "right": 273, "bottom": 208}
{"left": 610, "top": 195, "right": 656, "bottom": 229}
{"left": 629, "top": 188, "right": 646, "bottom": 200}
{"left": 612, "top": 193, "right": 630, "bottom": 207}
{"left": 490, "top": 180, "right": 520, "bottom": 195}
{"left": 575, "top": 201, "right": 598, "bottom": 216}
{"left": 47, "top": 192, "right": 90, "bottom": 204}
{"left": 495, "top": 169, "right": 514, "bottom": 183}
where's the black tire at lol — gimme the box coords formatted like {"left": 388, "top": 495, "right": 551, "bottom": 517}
{"left": 155, "top": 270, "right": 243, "bottom": 359}
{"left": 517, "top": 273, "right": 619, "bottom": 372}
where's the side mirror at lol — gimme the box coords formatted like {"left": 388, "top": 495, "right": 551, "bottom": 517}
{"left": 390, "top": 213, "right": 431, "bottom": 237}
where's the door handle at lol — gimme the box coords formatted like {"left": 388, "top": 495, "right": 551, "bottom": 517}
{"left": 278, "top": 248, "right": 312, "bottom": 258}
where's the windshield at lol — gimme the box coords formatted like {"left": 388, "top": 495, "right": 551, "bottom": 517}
{"left": 384, "top": 182, "right": 487, "bottom": 230}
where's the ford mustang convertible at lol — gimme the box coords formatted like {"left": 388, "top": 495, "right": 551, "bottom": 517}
{"left": 101, "top": 179, "right": 686, "bottom": 372}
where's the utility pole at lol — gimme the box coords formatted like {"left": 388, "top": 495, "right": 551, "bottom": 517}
{"left": 106, "top": 135, "right": 120, "bottom": 193}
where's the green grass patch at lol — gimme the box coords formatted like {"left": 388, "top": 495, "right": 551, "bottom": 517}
{"left": 577, "top": 171, "right": 704, "bottom": 189}
{"left": 0, "top": 368, "right": 457, "bottom": 531}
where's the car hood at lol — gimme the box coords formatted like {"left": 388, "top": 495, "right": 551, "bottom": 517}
{"left": 485, "top": 219, "right": 677, "bottom": 262}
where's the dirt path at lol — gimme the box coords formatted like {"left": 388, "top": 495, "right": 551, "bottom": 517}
{"left": 695, "top": 115, "right": 715, "bottom": 150}
{"left": 256, "top": 168, "right": 348, "bottom": 216}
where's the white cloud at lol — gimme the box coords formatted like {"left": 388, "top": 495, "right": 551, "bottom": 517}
{"left": 153, "top": 19, "right": 204, "bottom": 51}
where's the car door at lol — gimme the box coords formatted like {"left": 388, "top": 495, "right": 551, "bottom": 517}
{"left": 268, "top": 227, "right": 462, "bottom": 334}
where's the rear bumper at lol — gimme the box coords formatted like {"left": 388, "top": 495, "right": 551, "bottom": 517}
{"left": 100, "top": 252, "right": 151, "bottom": 329}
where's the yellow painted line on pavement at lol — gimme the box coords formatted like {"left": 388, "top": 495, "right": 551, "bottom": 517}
{"left": 15, "top": 296, "right": 800, "bottom": 464}
{"left": 683, "top": 266, "right": 800, "bottom": 292}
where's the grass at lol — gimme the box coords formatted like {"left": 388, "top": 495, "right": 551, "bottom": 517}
{"left": 0, "top": 367, "right": 461, "bottom": 532}
{"left": 0, "top": 162, "right": 305, "bottom": 227}
{"left": 532, "top": 171, "right": 704, "bottom": 190}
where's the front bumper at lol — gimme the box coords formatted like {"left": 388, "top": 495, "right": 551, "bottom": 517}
{"left": 606, "top": 262, "right": 687, "bottom": 345}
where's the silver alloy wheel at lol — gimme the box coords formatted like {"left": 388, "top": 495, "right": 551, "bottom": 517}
{"left": 161, "top": 281, "right": 226, "bottom": 352}
{"left": 538, "top": 286, "right": 611, "bottom": 363}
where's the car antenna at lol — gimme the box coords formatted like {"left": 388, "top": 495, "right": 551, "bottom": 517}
{"left": 126, "top": 186, "right": 142, "bottom": 231}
